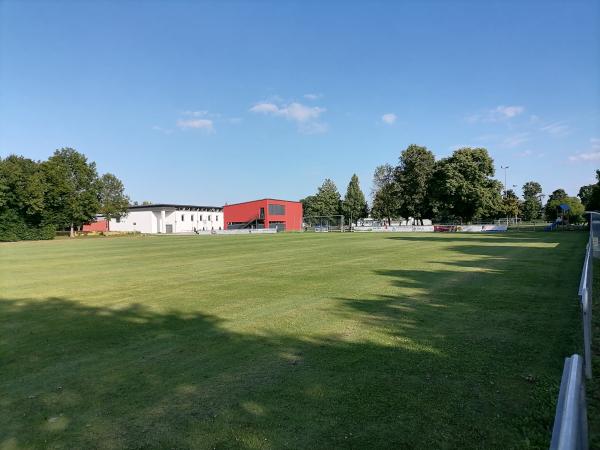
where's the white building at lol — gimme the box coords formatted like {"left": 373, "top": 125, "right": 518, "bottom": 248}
{"left": 109, "top": 204, "right": 224, "bottom": 234}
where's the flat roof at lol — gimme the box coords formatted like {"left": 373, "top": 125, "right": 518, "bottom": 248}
{"left": 223, "top": 198, "right": 301, "bottom": 207}
{"left": 128, "top": 204, "right": 223, "bottom": 211}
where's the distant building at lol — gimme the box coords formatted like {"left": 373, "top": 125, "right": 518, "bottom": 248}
{"left": 109, "top": 204, "right": 224, "bottom": 234}
{"left": 82, "top": 217, "right": 109, "bottom": 232}
{"left": 224, "top": 199, "right": 302, "bottom": 231}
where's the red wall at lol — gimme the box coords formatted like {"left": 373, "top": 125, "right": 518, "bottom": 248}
{"left": 223, "top": 199, "right": 303, "bottom": 231}
{"left": 82, "top": 219, "right": 109, "bottom": 232}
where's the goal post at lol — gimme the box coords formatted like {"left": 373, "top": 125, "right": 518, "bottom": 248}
{"left": 303, "top": 215, "right": 345, "bottom": 232}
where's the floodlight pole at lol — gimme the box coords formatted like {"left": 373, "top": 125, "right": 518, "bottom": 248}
{"left": 501, "top": 165, "right": 509, "bottom": 226}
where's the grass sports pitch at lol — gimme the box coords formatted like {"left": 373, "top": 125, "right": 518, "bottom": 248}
{"left": 0, "top": 231, "right": 586, "bottom": 449}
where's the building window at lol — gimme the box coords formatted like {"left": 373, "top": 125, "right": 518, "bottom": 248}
{"left": 181, "top": 214, "right": 185, "bottom": 221}
{"left": 208, "top": 215, "right": 211, "bottom": 221}
{"left": 116, "top": 217, "right": 121, "bottom": 223}
{"left": 191, "top": 215, "right": 194, "bottom": 221}
{"left": 200, "top": 215, "right": 203, "bottom": 221}
{"left": 268, "top": 204, "right": 285, "bottom": 215}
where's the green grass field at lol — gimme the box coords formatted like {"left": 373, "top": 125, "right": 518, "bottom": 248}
{"left": 0, "top": 231, "right": 587, "bottom": 449}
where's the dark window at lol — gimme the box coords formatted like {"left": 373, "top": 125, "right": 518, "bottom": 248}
{"left": 181, "top": 214, "right": 185, "bottom": 221}
{"left": 200, "top": 215, "right": 203, "bottom": 221}
{"left": 208, "top": 215, "right": 212, "bottom": 221}
{"left": 268, "top": 204, "right": 285, "bottom": 215}
{"left": 191, "top": 215, "right": 194, "bottom": 221}
{"left": 260, "top": 207, "right": 265, "bottom": 218}
{"left": 116, "top": 217, "right": 121, "bottom": 223}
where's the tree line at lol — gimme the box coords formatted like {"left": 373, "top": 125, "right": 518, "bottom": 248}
{"left": 301, "top": 145, "right": 599, "bottom": 226}
{"left": 0, "top": 148, "right": 129, "bottom": 241}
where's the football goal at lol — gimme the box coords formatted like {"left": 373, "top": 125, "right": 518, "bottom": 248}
{"left": 303, "top": 215, "right": 345, "bottom": 232}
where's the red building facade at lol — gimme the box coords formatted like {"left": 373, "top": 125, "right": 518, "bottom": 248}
{"left": 223, "top": 199, "right": 303, "bottom": 231}
{"left": 82, "top": 219, "right": 109, "bottom": 232}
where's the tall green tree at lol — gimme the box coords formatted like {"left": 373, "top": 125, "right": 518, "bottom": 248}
{"left": 544, "top": 189, "right": 568, "bottom": 221}
{"left": 98, "top": 173, "right": 130, "bottom": 221}
{"left": 579, "top": 170, "right": 600, "bottom": 211}
{"left": 371, "top": 164, "right": 400, "bottom": 225}
{"left": 578, "top": 184, "right": 594, "bottom": 209}
{"left": 43, "top": 148, "right": 100, "bottom": 237}
{"left": 395, "top": 144, "right": 435, "bottom": 225}
{"left": 341, "top": 174, "right": 368, "bottom": 224}
{"left": 303, "top": 179, "right": 341, "bottom": 217}
{"left": 430, "top": 147, "right": 502, "bottom": 222}
{"left": 0, "top": 155, "right": 55, "bottom": 241}
{"left": 521, "top": 181, "right": 543, "bottom": 221}
{"left": 502, "top": 189, "right": 521, "bottom": 219}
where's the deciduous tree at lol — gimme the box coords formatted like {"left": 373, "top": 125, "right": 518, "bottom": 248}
{"left": 43, "top": 148, "right": 100, "bottom": 237}
{"left": 521, "top": 181, "right": 543, "bottom": 221}
{"left": 98, "top": 173, "right": 130, "bottom": 221}
{"left": 371, "top": 164, "right": 400, "bottom": 225}
{"left": 430, "top": 147, "right": 502, "bottom": 222}
{"left": 395, "top": 145, "right": 435, "bottom": 225}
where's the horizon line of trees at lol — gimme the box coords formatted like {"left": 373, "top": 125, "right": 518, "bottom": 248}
{"left": 301, "top": 145, "right": 600, "bottom": 226}
{"left": 4, "top": 145, "right": 600, "bottom": 241}
{"left": 0, "top": 148, "right": 130, "bottom": 241}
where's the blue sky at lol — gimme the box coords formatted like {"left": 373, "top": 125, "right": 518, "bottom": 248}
{"left": 1, "top": 0, "right": 599, "bottom": 205}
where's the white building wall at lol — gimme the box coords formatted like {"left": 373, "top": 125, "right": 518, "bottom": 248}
{"left": 109, "top": 210, "right": 157, "bottom": 233}
{"left": 170, "top": 210, "right": 224, "bottom": 232}
{"left": 109, "top": 207, "right": 224, "bottom": 234}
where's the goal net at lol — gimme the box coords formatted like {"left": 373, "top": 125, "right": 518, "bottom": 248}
{"left": 303, "top": 215, "right": 345, "bottom": 232}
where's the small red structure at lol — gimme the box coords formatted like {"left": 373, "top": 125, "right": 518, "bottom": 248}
{"left": 82, "top": 218, "right": 109, "bottom": 232}
{"left": 223, "top": 198, "right": 302, "bottom": 231}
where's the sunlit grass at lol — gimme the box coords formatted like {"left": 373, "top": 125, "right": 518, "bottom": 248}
{"left": 0, "top": 231, "right": 586, "bottom": 449}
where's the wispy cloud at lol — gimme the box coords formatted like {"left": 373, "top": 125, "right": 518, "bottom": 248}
{"left": 540, "top": 121, "right": 570, "bottom": 137}
{"left": 503, "top": 132, "right": 530, "bottom": 148}
{"left": 569, "top": 138, "right": 600, "bottom": 162}
{"left": 152, "top": 125, "right": 173, "bottom": 135}
{"left": 467, "top": 105, "right": 525, "bottom": 123}
{"left": 381, "top": 113, "right": 397, "bottom": 125}
{"left": 304, "top": 93, "right": 322, "bottom": 100}
{"left": 176, "top": 118, "right": 214, "bottom": 133}
{"left": 250, "top": 100, "right": 327, "bottom": 134}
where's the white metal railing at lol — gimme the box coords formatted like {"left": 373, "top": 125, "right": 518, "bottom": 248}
{"left": 550, "top": 212, "right": 599, "bottom": 449}
{"left": 549, "top": 355, "right": 589, "bottom": 450}
{"left": 578, "top": 237, "right": 593, "bottom": 379}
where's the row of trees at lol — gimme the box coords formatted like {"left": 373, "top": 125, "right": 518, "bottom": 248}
{"left": 0, "top": 148, "right": 129, "bottom": 241}
{"left": 302, "top": 145, "right": 599, "bottom": 226}
{"left": 301, "top": 175, "right": 369, "bottom": 223}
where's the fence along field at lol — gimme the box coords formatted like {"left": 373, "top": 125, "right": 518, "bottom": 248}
{"left": 0, "top": 231, "right": 587, "bottom": 449}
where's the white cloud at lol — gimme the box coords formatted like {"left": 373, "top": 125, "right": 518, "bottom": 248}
{"left": 381, "top": 113, "right": 397, "bottom": 125}
{"left": 495, "top": 105, "right": 524, "bottom": 119}
{"left": 282, "top": 102, "right": 325, "bottom": 122}
{"left": 176, "top": 118, "right": 214, "bottom": 133}
{"left": 152, "top": 125, "right": 173, "bottom": 135}
{"left": 250, "top": 100, "right": 327, "bottom": 134}
{"left": 541, "top": 122, "right": 570, "bottom": 137}
{"left": 568, "top": 138, "right": 600, "bottom": 162}
{"left": 467, "top": 105, "right": 525, "bottom": 123}
{"left": 304, "top": 93, "right": 322, "bottom": 100}
{"left": 181, "top": 110, "right": 219, "bottom": 118}
{"left": 250, "top": 103, "right": 280, "bottom": 114}
{"left": 569, "top": 152, "right": 600, "bottom": 162}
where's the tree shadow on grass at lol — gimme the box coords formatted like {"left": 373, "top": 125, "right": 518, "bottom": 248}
{"left": 0, "top": 236, "right": 585, "bottom": 449}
